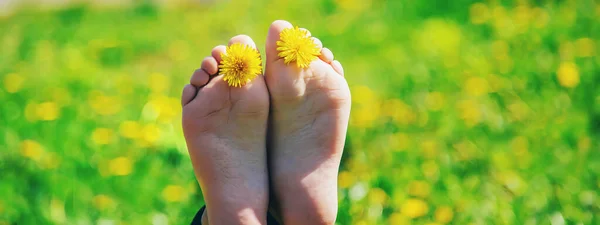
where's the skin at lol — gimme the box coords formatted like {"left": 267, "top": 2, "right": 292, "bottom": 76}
{"left": 264, "top": 20, "right": 351, "bottom": 225}
{"left": 181, "top": 20, "right": 350, "bottom": 225}
{"left": 182, "top": 35, "right": 270, "bottom": 225}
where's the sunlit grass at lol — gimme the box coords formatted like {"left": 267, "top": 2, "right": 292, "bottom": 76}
{"left": 0, "top": 0, "right": 599, "bottom": 224}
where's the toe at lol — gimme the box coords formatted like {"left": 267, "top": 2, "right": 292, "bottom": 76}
{"left": 319, "top": 48, "right": 334, "bottom": 64}
{"left": 300, "top": 28, "right": 311, "bottom": 36}
{"left": 266, "top": 20, "right": 294, "bottom": 62}
{"left": 229, "top": 34, "right": 258, "bottom": 50}
{"left": 211, "top": 45, "right": 226, "bottom": 62}
{"left": 181, "top": 84, "right": 197, "bottom": 106}
{"left": 331, "top": 60, "right": 344, "bottom": 76}
{"left": 201, "top": 56, "right": 218, "bottom": 75}
{"left": 190, "top": 68, "right": 210, "bottom": 87}
{"left": 311, "top": 37, "right": 323, "bottom": 49}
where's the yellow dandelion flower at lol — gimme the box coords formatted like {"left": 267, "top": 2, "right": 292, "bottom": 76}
{"left": 277, "top": 26, "right": 321, "bottom": 68}
{"left": 338, "top": 171, "right": 356, "bottom": 189}
{"left": 401, "top": 198, "right": 429, "bottom": 219}
{"left": 435, "top": 206, "right": 454, "bottom": 223}
{"left": 408, "top": 180, "right": 431, "bottom": 198}
{"left": 557, "top": 62, "right": 579, "bottom": 88}
{"left": 21, "top": 140, "right": 44, "bottom": 161}
{"left": 162, "top": 185, "right": 186, "bottom": 202}
{"left": 91, "top": 128, "right": 114, "bottom": 145}
{"left": 108, "top": 157, "right": 133, "bottom": 176}
{"left": 388, "top": 213, "right": 409, "bottom": 225}
{"left": 219, "top": 43, "right": 262, "bottom": 87}
{"left": 36, "top": 102, "right": 60, "bottom": 121}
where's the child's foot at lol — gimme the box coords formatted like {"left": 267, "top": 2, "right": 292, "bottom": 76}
{"left": 182, "top": 35, "right": 270, "bottom": 225}
{"left": 264, "top": 20, "right": 351, "bottom": 225}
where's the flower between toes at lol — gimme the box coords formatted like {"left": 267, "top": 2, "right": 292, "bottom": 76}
{"left": 276, "top": 26, "right": 321, "bottom": 69}
{"left": 219, "top": 43, "right": 263, "bottom": 87}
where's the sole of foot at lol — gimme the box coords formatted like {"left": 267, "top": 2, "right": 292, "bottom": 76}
{"left": 264, "top": 20, "right": 351, "bottom": 225}
{"left": 182, "top": 35, "right": 270, "bottom": 225}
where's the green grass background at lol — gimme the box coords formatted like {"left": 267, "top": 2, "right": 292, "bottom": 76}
{"left": 1, "top": 0, "right": 599, "bottom": 224}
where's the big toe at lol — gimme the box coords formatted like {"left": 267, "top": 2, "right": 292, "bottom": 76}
{"left": 266, "top": 20, "right": 294, "bottom": 63}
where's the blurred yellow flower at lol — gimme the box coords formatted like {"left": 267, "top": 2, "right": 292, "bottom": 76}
{"left": 108, "top": 157, "right": 133, "bottom": 176}
{"left": 388, "top": 212, "right": 409, "bottom": 225}
{"left": 88, "top": 92, "right": 122, "bottom": 116}
{"left": 575, "top": 38, "right": 595, "bottom": 57}
{"left": 353, "top": 220, "right": 368, "bottom": 225}
{"left": 469, "top": 3, "right": 490, "bottom": 24}
{"left": 384, "top": 99, "right": 416, "bottom": 125}
{"left": 119, "top": 121, "right": 141, "bottom": 139}
{"left": 416, "top": 19, "right": 462, "bottom": 58}
{"left": 142, "top": 124, "right": 161, "bottom": 144}
{"left": 408, "top": 180, "right": 431, "bottom": 198}
{"left": 277, "top": 27, "right": 320, "bottom": 69}
{"left": 425, "top": 92, "right": 445, "bottom": 111}
{"left": 3, "top": 73, "right": 24, "bottom": 93}
{"left": 91, "top": 128, "right": 114, "bottom": 145}
{"left": 464, "top": 77, "right": 489, "bottom": 96}
{"left": 513, "top": 5, "right": 532, "bottom": 32}
{"left": 93, "top": 195, "right": 115, "bottom": 210}
{"left": 148, "top": 72, "right": 170, "bottom": 93}
{"left": 36, "top": 102, "right": 60, "bottom": 121}
{"left": 49, "top": 198, "right": 66, "bottom": 224}
{"left": 338, "top": 171, "right": 356, "bottom": 189}
{"left": 21, "top": 140, "right": 44, "bottom": 161}
{"left": 420, "top": 140, "right": 438, "bottom": 159}
{"left": 352, "top": 85, "right": 376, "bottom": 105}
{"left": 457, "top": 100, "right": 481, "bottom": 127}
{"left": 162, "top": 185, "right": 186, "bottom": 202}
{"left": 434, "top": 206, "right": 454, "bottom": 223}
{"left": 368, "top": 188, "right": 388, "bottom": 205}
{"left": 351, "top": 103, "right": 380, "bottom": 128}
{"left": 491, "top": 6, "right": 515, "bottom": 39}
{"left": 557, "top": 62, "right": 579, "bottom": 88}
{"left": 148, "top": 96, "right": 180, "bottom": 123}
{"left": 401, "top": 198, "right": 429, "bottom": 219}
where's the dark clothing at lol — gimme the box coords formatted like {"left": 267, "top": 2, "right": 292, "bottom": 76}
{"left": 191, "top": 206, "right": 281, "bottom": 225}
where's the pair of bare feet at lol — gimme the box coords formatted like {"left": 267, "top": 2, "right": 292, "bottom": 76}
{"left": 181, "top": 20, "right": 351, "bottom": 225}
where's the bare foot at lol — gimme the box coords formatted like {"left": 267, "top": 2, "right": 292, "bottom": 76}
{"left": 182, "top": 35, "right": 269, "bottom": 225}
{"left": 264, "top": 20, "right": 351, "bottom": 225}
